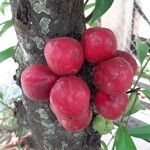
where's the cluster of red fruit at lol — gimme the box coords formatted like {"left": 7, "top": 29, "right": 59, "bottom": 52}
{"left": 21, "top": 27, "right": 137, "bottom": 132}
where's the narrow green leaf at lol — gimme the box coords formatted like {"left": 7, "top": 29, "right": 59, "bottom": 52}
{"left": 84, "top": 3, "right": 95, "bottom": 11}
{"left": 136, "top": 41, "right": 149, "bottom": 65}
{"left": 128, "top": 125, "right": 150, "bottom": 140}
{"left": 142, "top": 89, "right": 150, "bottom": 100}
{"left": 0, "top": 46, "right": 15, "bottom": 63}
{"left": 91, "top": 0, "right": 114, "bottom": 24}
{"left": 101, "top": 140, "right": 108, "bottom": 150}
{"left": 18, "top": 126, "right": 24, "bottom": 150}
{"left": 125, "top": 94, "right": 145, "bottom": 116}
{"left": 115, "top": 125, "right": 136, "bottom": 150}
{"left": 0, "top": 1, "right": 10, "bottom": 14}
{"left": 0, "top": 20, "right": 12, "bottom": 36}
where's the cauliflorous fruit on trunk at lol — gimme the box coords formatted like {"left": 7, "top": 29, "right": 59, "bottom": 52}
{"left": 93, "top": 57, "right": 133, "bottom": 95}
{"left": 82, "top": 27, "right": 117, "bottom": 64}
{"left": 95, "top": 92, "right": 128, "bottom": 120}
{"left": 21, "top": 64, "right": 58, "bottom": 101}
{"left": 50, "top": 75, "right": 90, "bottom": 119}
{"left": 44, "top": 37, "right": 84, "bottom": 75}
{"left": 115, "top": 50, "right": 138, "bottom": 75}
{"left": 57, "top": 107, "right": 92, "bottom": 132}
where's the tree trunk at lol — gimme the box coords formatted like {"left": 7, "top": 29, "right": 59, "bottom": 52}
{"left": 10, "top": 0, "right": 101, "bottom": 149}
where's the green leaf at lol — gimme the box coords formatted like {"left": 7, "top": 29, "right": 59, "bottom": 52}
{"left": 0, "top": 20, "right": 13, "bottom": 36}
{"left": 91, "top": 0, "right": 114, "bottom": 24}
{"left": 142, "top": 89, "right": 150, "bottom": 100}
{"left": 128, "top": 125, "right": 150, "bottom": 140}
{"left": 101, "top": 140, "right": 108, "bottom": 150}
{"left": 18, "top": 126, "right": 24, "bottom": 150}
{"left": 0, "top": 46, "right": 15, "bottom": 63}
{"left": 129, "top": 126, "right": 150, "bottom": 139}
{"left": 136, "top": 41, "right": 149, "bottom": 65}
{"left": 84, "top": 3, "right": 95, "bottom": 11}
{"left": 125, "top": 94, "right": 145, "bottom": 116}
{"left": 115, "top": 125, "right": 136, "bottom": 150}
{"left": 0, "top": 1, "right": 10, "bottom": 14}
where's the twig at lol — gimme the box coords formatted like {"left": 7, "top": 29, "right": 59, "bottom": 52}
{"left": 107, "top": 133, "right": 115, "bottom": 147}
{"left": 85, "top": 11, "right": 93, "bottom": 23}
{"left": 0, "top": 101, "right": 13, "bottom": 111}
{"left": 84, "top": 0, "right": 89, "bottom": 8}
{"left": 126, "top": 87, "right": 141, "bottom": 94}
{"left": 125, "top": 93, "right": 138, "bottom": 126}
{"left": 133, "top": 56, "right": 150, "bottom": 89}
{"left": 135, "top": 1, "right": 150, "bottom": 26}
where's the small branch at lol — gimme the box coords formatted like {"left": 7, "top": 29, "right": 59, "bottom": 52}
{"left": 107, "top": 133, "right": 115, "bottom": 146}
{"left": 85, "top": 11, "right": 93, "bottom": 23}
{"left": 126, "top": 88, "right": 141, "bottom": 94}
{"left": 135, "top": 1, "right": 150, "bottom": 26}
{"left": 0, "top": 100, "right": 14, "bottom": 111}
{"left": 84, "top": 0, "right": 89, "bottom": 8}
{"left": 125, "top": 93, "right": 138, "bottom": 126}
{"left": 133, "top": 56, "right": 150, "bottom": 89}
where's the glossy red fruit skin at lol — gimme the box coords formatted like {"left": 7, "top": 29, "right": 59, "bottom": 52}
{"left": 57, "top": 107, "right": 92, "bottom": 132}
{"left": 50, "top": 75, "right": 91, "bottom": 118}
{"left": 50, "top": 100, "right": 90, "bottom": 120}
{"left": 115, "top": 50, "right": 138, "bottom": 76}
{"left": 93, "top": 57, "right": 133, "bottom": 96}
{"left": 95, "top": 92, "right": 128, "bottom": 120}
{"left": 44, "top": 37, "right": 84, "bottom": 75}
{"left": 82, "top": 27, "right": 117, "bottom": 64}
{"left": 21, "top": 64, "right": 58, "bottom": 101}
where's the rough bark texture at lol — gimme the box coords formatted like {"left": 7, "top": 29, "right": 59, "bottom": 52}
{"left": 10, "top": 0, "right": 101, "bottom": 149}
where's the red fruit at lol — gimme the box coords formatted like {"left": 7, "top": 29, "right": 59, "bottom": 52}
{"left": 50, "top": 100, "right": 90, "bottom": 120}
{"left": 95, "top": 92, "right": 128, "bottom": 120}
{"left": 115, "top": 50, "right": 138, "bottom": 75}
{"left": 50, "top": 75, "right": 90, "bottom": 118}
{"left": 21, "top": 64, "right": 58, "bottom": 101}
{"left": 44, "top": 37, "right": 84, "bottom": 75}
{"left": 82, "top": 27, "right": 117, "bottom": 64}
{"left": 93, "top": 57, "right": 133, "bottom": 96}
{"left": 57, "top": 107, "right": 92, "bottom": 132}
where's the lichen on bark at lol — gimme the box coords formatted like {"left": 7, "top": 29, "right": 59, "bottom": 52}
{"left": 10, "top": 0, "right": 101, "bottom": 149}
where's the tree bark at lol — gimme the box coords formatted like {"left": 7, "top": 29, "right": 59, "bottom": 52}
{"left": 10, "top": 0, "right": 101, "bottom": 149}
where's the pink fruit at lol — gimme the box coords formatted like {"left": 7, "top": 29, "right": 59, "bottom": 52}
{"left": 82, "top": 27, "right": 117, "bottom": 64}
{"left": 50, "top": 75, "right": 90, "bottom": 118}
{"left": 95, "top": 92, "right": 128, "bottom": 120}
{"left": 57, "top": 107, "right": 92, "bottom": 132}
{"left": 115, "top": 50, "right": 138, "bottom": 75}
{"left": 21, "top": 64, "right": 58, "bottom": 101}
{"left": 44, "top": 37, "right": 84, "bottom": 75}
{"left": 93, "top": 57, "right": 133, "bottom": 96}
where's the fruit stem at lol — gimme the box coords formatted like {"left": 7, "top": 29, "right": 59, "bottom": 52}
{"left": 125, "top": 93, "right": 138, "bottom": 126}
{"left": 133, "top": 56, "right": 150, "bottom": 89}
